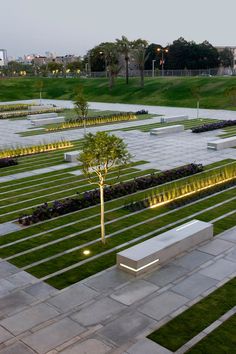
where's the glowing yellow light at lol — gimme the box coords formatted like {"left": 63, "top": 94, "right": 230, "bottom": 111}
{"left": 83, "top": 250, "right": 90, "bottom": 256}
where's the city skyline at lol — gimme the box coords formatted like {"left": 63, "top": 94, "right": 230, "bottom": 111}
{"left": 2, "top": 0, "right": 236, "bottom": 57}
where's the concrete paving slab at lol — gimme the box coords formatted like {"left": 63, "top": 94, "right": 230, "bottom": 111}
{"left": 198, "top": 239, "right": 235, "bottom": 255}
{"left": 71, "top": 297, "right": 126, "bottom": 326}
{"left": 126, "top": 338, "right": 172, "bottom": 354}
{"left": 0, "top": 261, "right": 19, "bottom": 279}
{"left": 225, "top": 248, "right": 236, "bottom": 263}
{"left": 24, "top": 282, "right": 56, "bottom": 300}
{"left": 0, "top": 326, "right": 13, "bottom": 344}
{"left": 59, "top": 338, "right": 112, "bottom": 354}
{"left": 1, "top": 303, "right": 60, "bottom": 335}
{"left": 8, "top": 271, "right": 36, "bottom": 287}
{"left": 0, "top": 291, "right": 36, "bottom": 319}
{"left": 218, "top": 227, "right": 236, "bottom": 243}
{"left": 171, "top": 273, "right": 217, "bottom": 299}
{"left": 110, "top": 280, "right": 159, "bottom": 305}
{"left": 47, "top": 284, "right": 98, "bottom": 312}
{"left": 0, "top": 342, "right": 36, "bottom": 354}
{"left": 0, "top": 279, "right": 16, "bottom": 298}
{"left": 97, "top": 312, "right": 156, "bottom": 346}
{"left": 139, "top": 291, "right": 189, "bottom": 321}
{"left": 172, "top": 250, "right": 213, "bottom": 271}
{"left": 144, "top": 264, "right": 189, "bottom": 287}
{"left": 199, "top": 258, "right": 236, "bottom": 280}
{"left": 84, "top": 268, "right": 133, "bottom": 293}
{"left": 22, "top": 318, "right": 85, "bottom": 354}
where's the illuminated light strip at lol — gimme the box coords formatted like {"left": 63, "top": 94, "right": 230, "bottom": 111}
{"left": 150, "top": 175, "right": 236, "bottom": 209}
{"left": 176, "top": 220, "right": 199, "bottom": 231}
{"left": 119, "top": 258, "right": 160, "bottom": 272}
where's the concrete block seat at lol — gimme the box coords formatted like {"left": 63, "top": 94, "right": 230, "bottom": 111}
{"left": 207, "top": 137, "right": 236, "bottom": 150}
{"left": 117, "top": 220, "right": 213, "bottom": 276}
{"left": 31, "top": 117, "right": 65, "bottom": 126}
{"left": 29, "top": 105, "right": 54, "bottom": 111}
{"left": 64, "top": 151, "right": 81, "bottom": 163}
{"left": 150, "top": 125, "right": 184, "bottom": 135}
{"left": 161, "top": 115, "right": 188, "bottom": 123}
{"left": 27, "top": 112, "right": 58, "bottom": 120}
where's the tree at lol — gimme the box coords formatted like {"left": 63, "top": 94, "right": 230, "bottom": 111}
{"left": 47, "top": 62, "right": 63, "bottom": 76}
{"left": 78, "top": 132, "right": 131, "bottom": 244}
{"left": 132, "top": 39, "right": 149, "bottom": 88}
{"left": 218, "top": 48, "right": 234, "bottom": 68}
{"left": 101, "top": 43, "right": 120, "bottom": 90}
{"left": 116, "top": 35, "right": 132, "bottom": 84}
{"left": 74, "top": 89, "right": 89, "bottom": 135}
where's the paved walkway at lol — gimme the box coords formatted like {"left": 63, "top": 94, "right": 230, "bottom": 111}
{"left": 0, "top": 227, "right": 235, "bottom": 354}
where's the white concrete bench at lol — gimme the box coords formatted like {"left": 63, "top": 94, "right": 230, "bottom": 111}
{"left": 207, "top": 137, "right": 236, "bottom": 150}
{"left": 150, "top": 125, "right": 184, "bottom": 135}
{"left": 64, "top": 151, "right": 81, "bottom": 163}
{"left": 29, "top": 105, "right": 53, "bottom": 111}
{"left": 31, "top": 117, "right": 65, "bottom": 126}
{"left": 117, "top": 220, "right": 213, "bottom": 276}
{"left": 27, "top": 113, "right": 58, "bottom": 120}
{"left": 161, "top": 115, "right": 188, "bottom": 123}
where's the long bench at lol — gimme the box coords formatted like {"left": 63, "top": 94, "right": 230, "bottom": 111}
{"left": 207, "top": 137, "right": 236, "bottom": 150}
{"left": 160, "top": 115, "right": 188, "bottom": 123}
{"left": 31, "top": 117, "right": 65, "bottom": 126}
{"left": 150, "top": 125, "right": 184, "bottom": 135}
{"left": 27, "top": 113, "right": 58, "bottom": 120}
{"left": 117, "top": 220, "right": 213, "bottom": 276}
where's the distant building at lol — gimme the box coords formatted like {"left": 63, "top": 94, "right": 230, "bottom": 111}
{"left": 0, "top": 49, "right": 8, "bottom": 66}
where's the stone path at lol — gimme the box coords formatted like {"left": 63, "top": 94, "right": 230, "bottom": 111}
{"left": 0, "top": 227, "right": 235, "bottom": 353}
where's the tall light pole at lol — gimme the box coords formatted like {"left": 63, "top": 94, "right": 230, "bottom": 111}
{"left": 152, "top": 60, "right": 156, "bottom": 78}
{"left": 99, "top": 51, "right": 108, "bottom": 77}
{"left": 157, "top": 47, "right": 168, "bottom": 77}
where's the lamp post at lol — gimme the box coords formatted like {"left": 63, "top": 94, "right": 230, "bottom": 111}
{"left": 157, "top": 47, "right": 168, "bottom": 76}
{"left": 99, "top": 51, "right": 108, "bottom": 77}
{"left": 152, "top": 60, "right": 156, "bottom": 78}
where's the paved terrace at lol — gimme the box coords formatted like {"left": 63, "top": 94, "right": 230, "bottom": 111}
{"left": 0, "top": 227, "right": 235, "bottom": 354}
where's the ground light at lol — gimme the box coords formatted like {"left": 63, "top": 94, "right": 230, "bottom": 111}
{"left": 83, "top": 250, "right": 91, "bottom": 256}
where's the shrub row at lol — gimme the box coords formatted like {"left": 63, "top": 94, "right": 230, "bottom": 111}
{"left": 191, "top": 120, "right": 236, "bottom": 133}
{"left": 0, "top": 140, "right": 73, "bottom": 159}
{"left": 124, "top": 177, "right": 236, "bottom": 212}
{"left": 0, "top": 104, "right": 32, "bottom": 112}
{"left": 0, "top": 107, "right": 63, "bottom": 119}
{"left": 46, "top": 113, "right": 137, "bottom": 132}
{"left": 18, "top": 163, "right": 203, "bottom": 226}
{"left": 0, "top": 157, "right": 18, "bottom": 168}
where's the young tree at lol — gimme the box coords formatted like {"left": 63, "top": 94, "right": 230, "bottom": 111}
{"left": 132, "top": 39, "right": 149, "bottom": 88}
{"left": 78, "top": 132, "right": 131, "bottom": 244}
{"left": 74, "top": 89, "right": 89, "bottom": 135}
{"left": 35, "top": 80, "right": 44, "bottom": 105}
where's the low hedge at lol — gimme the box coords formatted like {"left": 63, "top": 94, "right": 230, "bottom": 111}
{"left": 191, "top": 120, "right": 236, "bottom": 133}
{"left": 0, "top": 157, "right": 18, "bottom": 168}
{"left": 0, "top": 104, "right": 32, "bottom": 112}
{"left": 0, "top": 107, "right": 63, "bottom": 119}
{"left": 18, "top": 163, "right": 203, "bottom": 226}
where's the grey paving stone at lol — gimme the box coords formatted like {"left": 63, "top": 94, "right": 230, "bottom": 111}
{"left": 1, "top": 303, "right": 60, "bottom": 335}
{"left": 84, "top": 268, "right": 133, "bottom": 293}
{"left": 98, "top": 312, "right": 155, "bottom": 346}
{"left": 0, "top": 222, "right": 21, "bottom": 236}
{"left": 0, "top": 342, "right": 36, "bottom": 354}
{"left": 0, "top": 279, "right": 16, "bottom": 299}
{"left": 110, "top": 280, "right": 158, "bottom": 305}
{"left": 171, "top": 273, "right": 217, "bottom": 299}
{"left": 199, "top": 259, "right": 236, "bottom": 280}
{"left": 139, "top": 291, "right": 189, "bottom": 321}
{"left": 47, "top": 284, "right": 98, "bottom": 312}
{"left": 0, "top": 261, "right": 19, "bottom": 279}
{"left": 0, "top": 326, "right": 13, "bottom": 344}
{"left": 0, "top": 291, "right": 36, "bottom": 319}
{"left": 225, "top": 248, "right": 236, "bottom": 263}
{"left": 126, "top": 338, "right": 172, "bottom": 354}
{"left": 71, "top": 297, "right": 125, "bottom": 326}
{"left": 198, "top": 239, "right": 234, "bottom": 256}
{"left": 219, "top": 228, "right": 236, "bottom": 243}
{"left": 59, "top": 338, "right": 112, "bottom": 354}
{"left": 24, "top": 281, "right": 56, "bottom": 299}
{"left": 172, "top": 250, "right": 213, "bottom": 271}
{"left": 22, "top": 318, "right": 85, "bottom": 354}
{"left": 144, "top": 264, "right": 189, "bottom": 287}
{"left": 8, "top": 271, "right": 36, "bottom": 287}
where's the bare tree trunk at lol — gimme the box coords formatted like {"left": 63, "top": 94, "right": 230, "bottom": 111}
{"left": 125, "top": 57, "right": 129, "bottom": 85}
{"left": 140, "top": 68, "right": 144, "bottom": 88}
{"left": 100, "top": 183, "right": 105, "bottom": 244}
{"left": 109, "top": 72, "right": 113, "bottom": 91}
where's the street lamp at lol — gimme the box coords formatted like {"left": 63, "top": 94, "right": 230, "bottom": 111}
{"left": 99, "top": 51, "right": 108, "bottom": 77}
{"left": 152, "top": 60, "right": 156, "bottom": 78}
{"left": 157, "top": 47, "right": 168, "bottom": 76}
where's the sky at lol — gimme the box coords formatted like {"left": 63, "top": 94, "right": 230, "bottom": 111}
{"left": 2, "top": 0, "right": 236, "bottom": 58}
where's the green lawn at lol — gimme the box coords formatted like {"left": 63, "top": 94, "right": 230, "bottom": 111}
{"left": 186, "top": 314, "right": 236, "bottom": 354}
{"left": 147, "top": 278, "right": 236, "bottom": 352}
{"left": 1, "top": 77, "right": 236, "bottom": 109}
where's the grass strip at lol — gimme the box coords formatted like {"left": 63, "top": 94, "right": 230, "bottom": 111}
{"left": 147, "top": 278, "right": 236, "bottom": 351}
